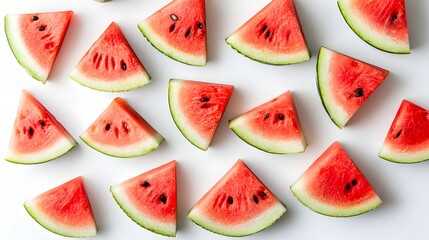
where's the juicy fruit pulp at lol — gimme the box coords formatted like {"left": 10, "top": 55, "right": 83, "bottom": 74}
{"left": 6, "top": 90, "right": 77, "bottom": 164}
{"left": 168, "top": 79, "right": 233, "bottom": 150}
{"left": 338, "top": 0, "right": 410, "bottom": 54}
{"left": 226, "top": 0, "right": 310, "bottom": 65}
{"left": 4, "top": 11, "right": 73, "bottom": 83}
{"left": 69, "top": 22, "right": 151, "bottom": 92}
{"left": 188, "top": 160, "right": 286, "bottom": 236}
{"left": 291, "top": 142, "right": 382, "bottom": 217}
{"left": 317, "top": 47, "right": 389, "bottom": 128}
{"left": 80, "top": 97, "right": 164, "bottom": 158}
{"left": 110, "top": 161, "right": 176, "bottom": 237}
{"left": 138, "top": 0, "right": 207, "bottom": 66}
{"left": 379, "top": 100, "right": 429, "bottom": 163}
{"left": 229, "top": 91, "right": 307, "bottom": 154}
{"left": 24, "top": 177, "right": 97, "bottom": 238}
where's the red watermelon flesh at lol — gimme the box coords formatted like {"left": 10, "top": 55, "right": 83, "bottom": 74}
{"left": 80, "top": 97, "right": 164, "bottom": 158}
{"left": 229, "top": 90, "right": 307, "bottom": 154}
{"left": 69, "top": 22, "right": 151, "bottom": 92}
{"left": 188, "top": 160, "right": 286, "bottom": 236}
{"left": 6, "top": 90, "right": 77, "bottom": 164}
{"left": 379, "top": 100, "right": 429, "bottom": 163}
{"left": 138, "top": 0, "right": 207, "bottom": 66}
{"left": 226, "top": 0, "right": 310, "bottom": 65}
{"left": 317, "top": 47, "right": 389, "bottom": 128}
{"left": 110, "top": 161, "right": 176, "bottom": 237}
{"left": 4, "top": 11, "right": 73, "bottom": 83}
{"left": 291, "top": 142, "right": 382, "bottom": 217}
{"left": 24, "top": 177, "right": 97, "bottom": 238}
{"left": 168, "top": 79, "right": 234, "bottom": 150}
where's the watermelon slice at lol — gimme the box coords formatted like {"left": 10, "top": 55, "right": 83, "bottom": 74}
{"left": 188, "top": 160, "right": 286, "bottom": 236}
{"left": 69, "top": 22, "right": 151, "bottom": 92}
{"left": 229, "top": 91, "right": 307, "bottom": 154}
{"left": 291, "top": 142, "right": 382, "bottom": 217}
{"left": 6, "top": 90, "right": 77, "bottom": 164}
{"left": 110, "top": 161, "right": 176, "bottom": 237}
{"left": 168, "top": 79, "right": 233, "bottom": 150}
{"left": 338, "top": 0, "right": 410, "bottom": 54}
{"left": 80, "top": 97, "right": 164, "bottom": 158}
{"left": 24, "top": 177, "right": 97, "bottom": 238}
{"left": 317, "top": 47, "right": 389, "bottom": 129}
{"left": 225, "top": 0, "right": 310, "bottom": 65}
{"left": 138, "top": 0, "right": 207, "bottom": 66}
{"left": 379, "top": 100, "right": 429, "bottom": 163}
{"left": 4, "top": 11, "right": 73, "bottom": 83}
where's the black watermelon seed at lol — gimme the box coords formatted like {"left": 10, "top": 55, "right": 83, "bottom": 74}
{"left": 197, "top": 22, "right": 203, "bottom": 29}
{"left": 265, "top": 30, "right": 271, "bottom": 39}
{"left": 354, "top": 88, "right": 364, "bottom": 97}
{"left": 28, "top": 127, "right": 34, "bottom": 136}
{"left": 120, "top": 60, "right": 127, "bottom": 71}
{"left": 105, "top": 123, "right": 111, "bottom": 131}
{"left": 394, "top": 130, "right": 402, "bottom": 138}
{"left": 227, "top": 196, "right": 233, "bottom": 204}
{"left": 169, "top": 24, "right": 176, "bottom": 32}
{"left": 391, "top": 14, "right": 397, "bottom": 22}
{"left": 185, "top": 28, "right": 192, "bottom": 38}
{"left": 253, "top": 195, "right": 259, "bottom": 204}
{"left": 261, "top": 25, "right": 267, "bottom": 32}
{"left": 160, "top": 194, "right": 167, "bottom": 204}
{"left": 141, "top": 181, "right": 150, "bottom": 187}
{"left": 38, "top": 26, "right": 46, "bottom": 31}
{"left": 39, "top": 120, "right": 46, "bottom": 126}
{"left": 264, "top": 114, "right": 269, "bottom": 119}
{"left": 345, "top": 183, "right": 351, "bottom": 192}
{"left": 170, "top": 14, "right": 178, "bottom": 21}
{"left": 32, "top": 16, "right": 39, "bottom": 21}
{"left": 351, "top": 179, "right": 357, "bottom": 186}
{"left": 258, "top": 191, "right": 266, "bottom": 198}
{"left": 201, "top": 97, "right": 209, "bottom": 102}
{"left": 278, "top": 114, "right": 285, "bottom": 120}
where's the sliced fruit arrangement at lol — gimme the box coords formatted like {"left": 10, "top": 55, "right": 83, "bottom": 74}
{"left": 291, "top": 142, "right": 382, "bottom": 217}
{"left": 317, "top": 46, "right": 389, "bottom": 128}
{"left": 168, "top": 79, "right": 233, "bottom": 150}
{"left": 111, "top": 161, "right": 177, "bottom": 237}
{"left": 338, "top": 0, "right": 410, "bottom": 54}
{"left": 69, "top": 22, "right": 151, "bottom": 92}
{"left": 6, "top": 90, "right": 77, "bottom": 164}
{"left": 4, "top": 10, "right": 74, "bottom": 83}
{"left": 379, "top": 100, "right": 429, "bottom": 163}
{"left": 229, "top": 90, "right": 307, "bottom": 154}
{"left": 24, "top": 177, "right": 97, "bottom": 238}
{"left": 226, "top": 0, "right": 310, "bottom": 65}
{"left": 80, "top": 97, "right": 164, "bottom": 158}
{"left": 188, "top": 159, "right": 286, "bottom": 236}
{"left": 138, "top": 0, "right": 207, "bottom": 66}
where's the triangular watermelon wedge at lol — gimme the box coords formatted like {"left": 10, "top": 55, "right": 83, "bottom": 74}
{"left": 229, "top": 91, "right": 307, "bottom": 154}
{"left": 110, "top": 161, "right": 176, "bottom": 237}
{"left": 225, "top": 0, "right": 310, "bottom": 65}
{"left": 338, "top": 0, "right": 410, "bottom": 54}
{"left": 188, "top": 160, "right": 286, "bottom": 236}
{"left": 80, "top": 97, "right": 164, "bottom": 158}
{"left": 138, "top": 0, "right": 207, "bottom": 66}
{"left": 168, "top": 79, "right": 234, "bottom": 150}
{"left": 291, "top": 142, "right": 382, "bottom": 217}
{"left": 24, "top": 177, "right": 97, "bottom": 238}
{"left": 6, "top": 90, "right": 77, "bottom": 164}
{"left": 379, "top": 100, "right": 429, "bottom": 163}
{"left": 5, "top": 11, "right": 73, "bottom": 83}
{"left": 69, "top": 22, "right": 151, "bottom": 92}
{"left": 317, "top": 47, "right": 389, "bottom": 128}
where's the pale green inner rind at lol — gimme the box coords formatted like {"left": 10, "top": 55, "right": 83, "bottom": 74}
{"left": 168, "top": 80, "right": 210, "bottom": 151}
{"left": 80, "top": 132, "right": 164, "bottom": 158}
{"left": 24, "top": 200, "right": 97, "bottom": 238}
{"left": 110, "top": 185, "right": 176, "bottom": 237}
{"left": 290, "top": 179, "right": 382, "bottom": 217}
{"left": 6, "top": 136, "right": 77, "bottom": 164}
{"left": 138, "top": 21, "right": 207, "bottom": 67}
{"left": 225, "top": 34, "right": 311, "bottom": 65}
{"left": 338, "top": 0, "right": 410, "bottom": 54}
{"left": 379, "top": 143, "right": 429, "bottom": 164}
{"left": 229, "top": 117, "right": 306, "bottom": 154}
{"left": 317, "top": 47, "right": 350, "bottom": 129}
{"left": 69, "top": 69, "right": 151, "bottom": 92}
{"left": 5, "top": 15, "right": 48, "bottom": 82}
{"left": 188, "top": 202, "right": 286, "bottom": 237}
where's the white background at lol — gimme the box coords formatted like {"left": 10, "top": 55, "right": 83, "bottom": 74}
{"left": 0, "top": 0, "right": 428, "bottom": 239}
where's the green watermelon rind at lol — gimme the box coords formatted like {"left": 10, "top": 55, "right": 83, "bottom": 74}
{"left": 337, "top": 0, "right": 410, "bottom": 54}
{"left": 4, "top": 14, "right": 49, "bottom": 83}
{"left": 379, "top": 144, "right": 429, "bottom": 164}
{"left": 188, "top": 201, "right": 286, "bottom": 237}
{"left": 137, "top": 21, "right": 207, "bottom": 67}
{"left": 24, "top": 199, "right": 97, "bottom": 238}
{"left": 290, "top": 180, "right": 382, "bottom": 217}
{"left": 225, "top": 34, "right": 311, "bottom": 65}
{"left": 110, "top": 185, "right": 176, "bottom": 237}
{"left": 229, "top": 117, "right": 307, "bottom": 154}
